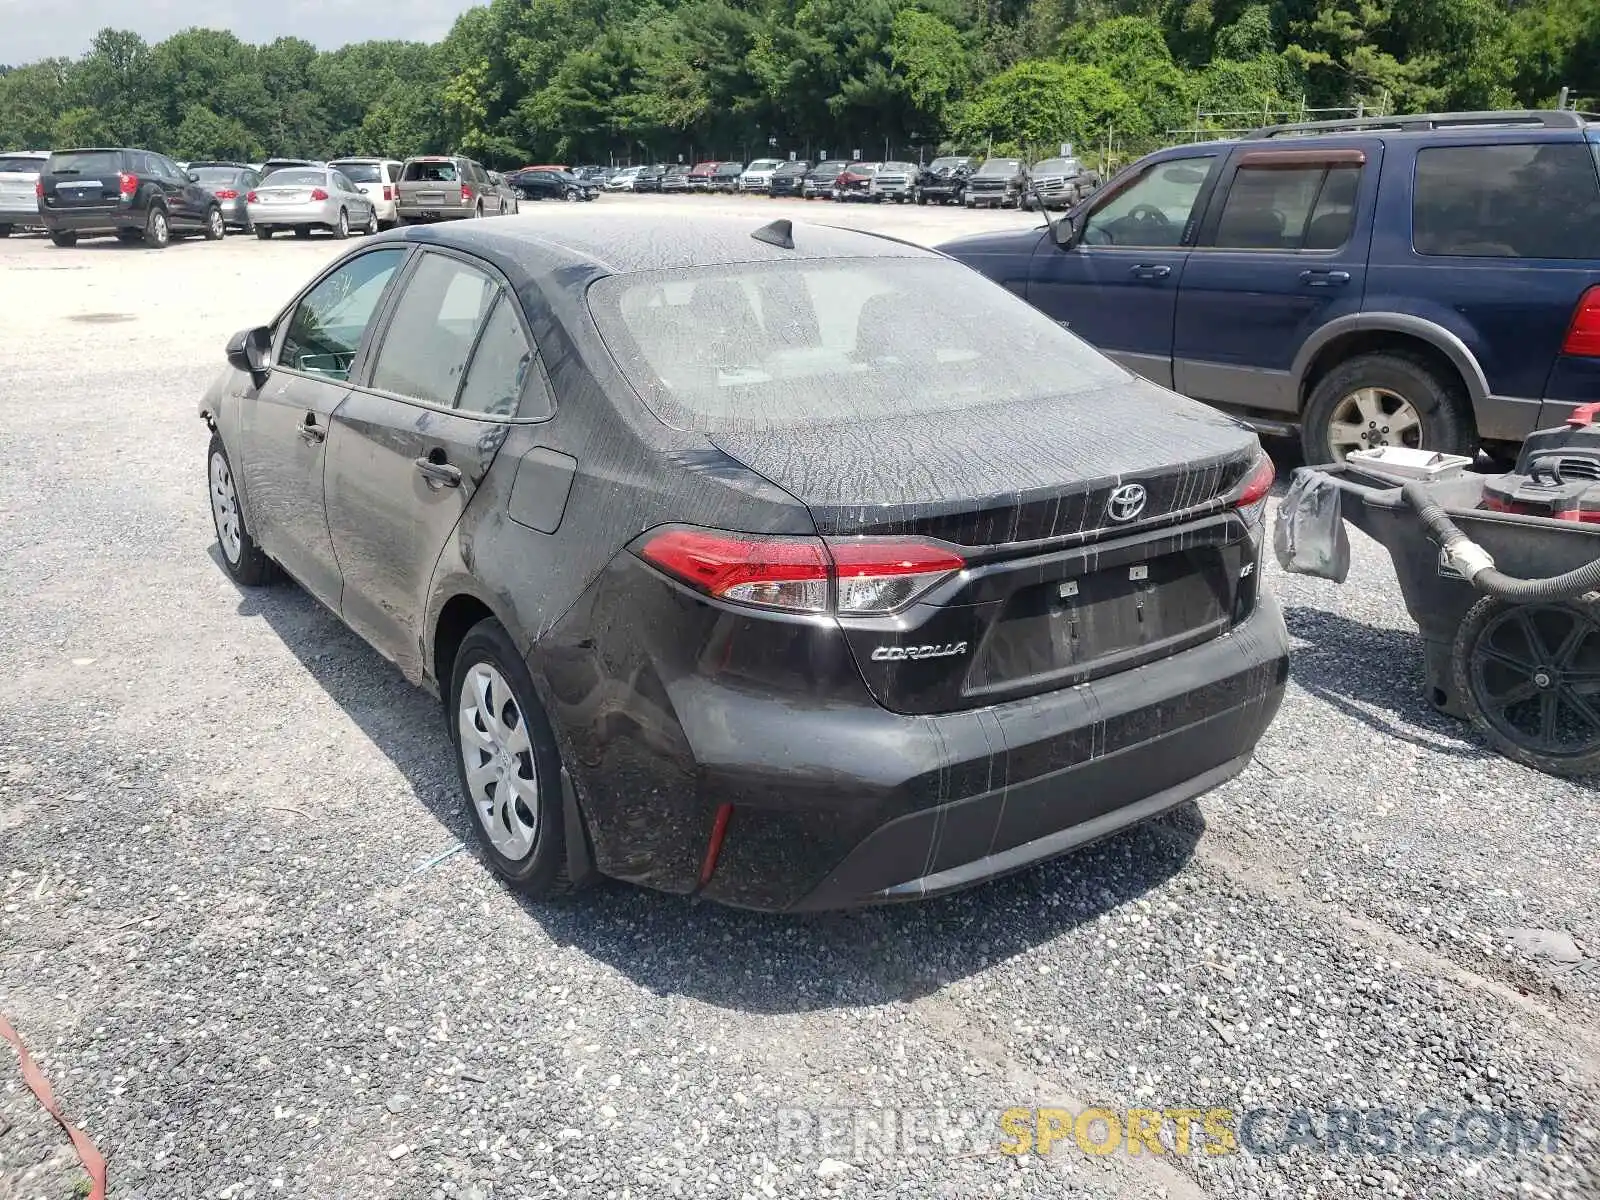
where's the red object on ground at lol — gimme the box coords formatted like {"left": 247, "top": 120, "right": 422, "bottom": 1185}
{"left": 0, "top": 1014, "right": 107, "bottom": 1199}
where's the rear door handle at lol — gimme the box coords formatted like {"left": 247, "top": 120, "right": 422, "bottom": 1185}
{"left": 1299, "top": 269, "right": 1351, "bottom": 287}
{"left": 1129, "top": 264, "right": 1172, "bottom": 279}
{"left": 298, "top": 413, "right": 325, "bottom": 444}
{"left": 415, "top": 454, "right": 462, "bottom": 488}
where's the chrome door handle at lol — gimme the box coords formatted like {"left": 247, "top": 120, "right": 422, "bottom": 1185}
{"left": 415, "top": 456, "right": 462, "bottom": 487}
{"left": 298, "top": 415, "right": 325, "bottom": 444}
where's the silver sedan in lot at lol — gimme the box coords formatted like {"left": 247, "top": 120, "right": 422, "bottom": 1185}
{"left": 248, "top": 167, "right": 377, "bottom": 240}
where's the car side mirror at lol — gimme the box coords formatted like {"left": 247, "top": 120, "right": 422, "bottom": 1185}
{"left": 187, "top": 170, "right": 200, "bottom": 183}
{"left": 226, "top": 326, "right": 273, "bottom": 378}
{"left": 1053, "top": 211, "right": 1084, "bottom": 250}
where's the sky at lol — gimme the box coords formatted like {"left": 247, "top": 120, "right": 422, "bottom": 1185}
{"left": 0, "top": 0, "right": 480, "bottom": 62}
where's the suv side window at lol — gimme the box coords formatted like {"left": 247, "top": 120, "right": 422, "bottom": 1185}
{"left": 369, "top": 252, "right": 501, "bottom": 407}
{"left": 1212, "top": 158, "right": 1362, "bottom": 251}
{"left": 278, "top": 248, "right": 407, "bottom": 380}
{"left": 1414, "top": 143, "right": 1600, "bottom": 259}
{"left": 1084, "top": 156, "right": 1215, "bottom": 248}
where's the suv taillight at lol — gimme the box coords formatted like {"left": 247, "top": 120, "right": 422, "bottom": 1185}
{"left": 634, "top": 529, "right": 966, "bottom": 615}
{"left": 1562, "top": 286, "right": 1600, "bottom": 358}
{"left": 118, "top": 172, "right": 137, "bottom": 196}
{"left": 461, "top": 186, "right": 474, "bottom": 204}
{"left": 35, "top": 179, "right": 43, "bottom": 199}
{"left": 383, "top": 184, "right": 393, "bottom": 201}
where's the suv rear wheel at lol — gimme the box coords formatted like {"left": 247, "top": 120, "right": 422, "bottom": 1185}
{"left": 144, "top": 206, "right": 169, "bottom": 249}
{"left": 50, "top": 231, "right": 77, "bottom": 247}
{"left": 1302, "top": 351, "right": 1475, "bottom": 464}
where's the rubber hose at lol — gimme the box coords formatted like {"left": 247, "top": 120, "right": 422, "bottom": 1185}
{"left": 1400, "top": 481, "right": 1600, "bottom": 602}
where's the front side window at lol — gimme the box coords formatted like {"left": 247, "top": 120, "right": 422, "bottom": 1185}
{"left": 1413, "top": 143, "right": 1600, "bottom": 259}
{"left": 369, "top": 253, "right": 499, "bottom": 407}
{"left": 278, "top": 248, "right": 407, "bottom": 380}
{"left": 1084, "top": 157, "right": 1215, "bottom": 248}
{"left": 588, "top": 257, "right": 1126, "bottom": 434}
{"left": 1213, "top": 162, "right": 1361, "bottom": 251}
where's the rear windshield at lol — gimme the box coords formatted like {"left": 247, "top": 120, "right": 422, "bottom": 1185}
{"left": 48, "top": 150, "right": 122, "bottom": 175}
{"left": 0, "top": 156, "right": 45, "bottom": 174}
{"left": 192, "top": 167, "right": 244, "bottom": 185}
{"left": 266, "top": 169, "right": 325, "bottom": 186}
{"left": 588, "top": 258, "right": 1124, "bottom": 434}
{"left": 333, "top": 162, "right": 382, "bottom": 183}
{"left": 404, "top": 160, "right": 459, "bottom": 182}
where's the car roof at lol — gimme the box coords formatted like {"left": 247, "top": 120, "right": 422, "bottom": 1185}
{"left": 388, "top": 210, "right": 933, "bottom": 276}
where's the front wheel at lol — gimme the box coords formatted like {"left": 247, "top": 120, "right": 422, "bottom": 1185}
{"left": 450, "top": 619, "right": 572, "bottom": 897}
{"left": 208, "top": 434, "right": 273, "bottom": 587}
{"left": 203, "top": 206, "right": 225, "bottom": 240}
{"left": 1454, "top": 597, "right": 1600, "bottom": 777}
{"left": 332, "top": 208, "right": 349, "bottom": 239}
{"left": 564, "top": 189, "right": 579, "bottom": 203}
{"left": 1301, "top": 351, "right": 1475, "bottom": 464}
{"left": 50, "top": 231, "right": 78, "bottom": 247}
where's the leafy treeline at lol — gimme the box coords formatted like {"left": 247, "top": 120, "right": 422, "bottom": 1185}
{"left": 2, "top": 0, "right": 1598, "bottom": 168}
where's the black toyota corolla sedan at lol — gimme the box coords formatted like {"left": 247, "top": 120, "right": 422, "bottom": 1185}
{"left": 199, "top": 211, "right": 1289, "bottom": 911}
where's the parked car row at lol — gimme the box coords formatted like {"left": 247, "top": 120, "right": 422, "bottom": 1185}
{"left": 0, "top": 147, "right": 524, "bottom": 247}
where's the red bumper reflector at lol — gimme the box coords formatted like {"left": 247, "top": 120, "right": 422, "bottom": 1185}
{"left": 697, "top": 804, "right": 734, "bottom": 888}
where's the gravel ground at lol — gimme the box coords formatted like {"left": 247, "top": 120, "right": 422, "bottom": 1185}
{"left": 0, "top": 195, "right": 1596, "bottom": 1200}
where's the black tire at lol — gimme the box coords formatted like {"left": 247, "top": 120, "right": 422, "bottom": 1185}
{"left": 449, "top": 618, "right": 573, "bottom": 897}
{"left": 1453, "top": 597, "right": 1600, "bottom": 778}
{"left": 50, "top": 231, "right": 77, "bottom": 247}
{"left": 203, "top": 205, "right": 225, "bottom": 240}
{"left": 332, "top": 208, "right": 349, "bottom": 239}
{"left": 363, "top": 209, "right": 378, "bottom": 235}
{"left": 255, "top": 226, "right": 273, "bottom": 240}
{"left": 207, "top": 433, "right": 273, "bottom": 587}
{"left": 143, "top": 205, "right": 169, "bottom": 249}
{"left": 0, "top": 224, "right": 11, "bottom": 237}
{"left": 1300, "top": 350, "right": 1476, "bottom": 465}
{"left": 294, "top": 226, "right": 312, "bottom": 239}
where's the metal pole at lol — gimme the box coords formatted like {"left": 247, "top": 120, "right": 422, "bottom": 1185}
{"left": 1559, "top": 85, "right": 1571, "bottom": 110}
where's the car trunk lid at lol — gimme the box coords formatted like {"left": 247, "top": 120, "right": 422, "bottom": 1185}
{"left": 709, "top": 386, "right": 1263, "bottom": 715}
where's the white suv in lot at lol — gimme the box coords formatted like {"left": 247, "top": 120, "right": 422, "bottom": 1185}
{"left": 605, "top": 167, "right": 644, "bottom": 192}
{"left": 0, "top": 150, "right": 48, "bottom": 236}
{"left": 329, "top": 158, "right": 405, "bottom": 229}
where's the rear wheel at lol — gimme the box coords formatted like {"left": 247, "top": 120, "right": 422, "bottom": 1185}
{"left": 50, "top": 231, "right": 77, "bottom": 247}
{"left": 144, "top": 205, "right": 169, "bottom": 249}
{"left": 450, "top": 619, "right": 572, "bottom": 897}
{"left": 294, "top": 226, "right": 311, "bottom": 239}
{"left": 203, "top": 206, "right": 225, "bottom": 240}
{"left": 207, "top": 434, "right": 273, "bottom": 587}
{"left": 363, "top": 208, "right": 378, "bottom": 235}
{"left": 255, "top": 226, "right": 273, "bottom": 240}
{"left": 1302, "top": 351, "right": 1475, "bottom": 464}
{"left": 332, "top": 208, "right": 349, "bottom": 239}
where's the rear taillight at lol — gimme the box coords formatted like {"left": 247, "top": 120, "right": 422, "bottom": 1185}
{"left": 383, "top": 185, "right": 394, "bottom": 200}
{"left": 461, "top": 186, "right": 474, "bottom": 204}
{"left": 310, "top": 187, "right": 329, "bottom": 201}
{"left": 1562, "top": 286, "right": 1600, "bottom": 357}
{"left": 1233, "top": 453, "right": 1276, "bottom": 525}
{"left": 35, "top": 179, "right": 43, "bottom": 199}
{"left": 246, "top": 190, "right": 258, "bottom": 203}
{"left": 118, "top": 172, "right": 137, "bottom": 196}
{"left": 214, "top": 189, "right": 238, "bottom": 200}
{"left": 634, "top": 528, "right": 965, "bottom": 615}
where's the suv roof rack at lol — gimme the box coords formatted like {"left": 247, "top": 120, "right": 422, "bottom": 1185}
{"left": 1243, "top": 109, "right": 1600, "bottom": 138}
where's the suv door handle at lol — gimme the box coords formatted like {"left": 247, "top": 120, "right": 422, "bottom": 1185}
{"left": 298, "top": 414, "right": 326, "bottom": 444}
{"left": 415, "top": 454, "right": 462, "bottom": 488}
{"left": 1129, "top": 264, "right": 1171, "bottom": 279}
{"left": 1299, "top": 269, "right": 1351, "bottom": 287}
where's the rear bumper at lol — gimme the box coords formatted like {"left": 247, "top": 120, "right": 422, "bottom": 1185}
{"left": 541, "top": 555, "right": 1289, "bottom": 912}
{"left": 395, "top": 204, "right": 475, "bottom": 222}
{"left": 41, "top": 206, "right": 142, "bottom": 233}
{"left": 248, "top": 199, "right": 340, "bottom": 227}
{"left": 0, "top": 202, "right": 41, "bottom": 225}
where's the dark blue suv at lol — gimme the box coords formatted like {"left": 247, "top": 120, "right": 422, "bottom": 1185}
{"left": 939, "top": 110, "right": 1600, "bottom": 462}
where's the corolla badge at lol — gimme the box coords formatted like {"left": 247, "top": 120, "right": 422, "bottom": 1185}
{"left": 871, "top": 642, "right": 968, "bottom": 662}
{"left": 1106, "top": 483, "right": 1148, "bottom": 523}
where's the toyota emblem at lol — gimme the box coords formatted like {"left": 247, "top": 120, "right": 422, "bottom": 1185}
{"left": 1106, "top": 483, "right": 1147, "bottom": 523}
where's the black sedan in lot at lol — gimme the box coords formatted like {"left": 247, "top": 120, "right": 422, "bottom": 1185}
{"left": 199, "top": 211, "right": 1288, "bottom": 911}
{"left": 508, "top": 168, "right": 598, "bottom": 202}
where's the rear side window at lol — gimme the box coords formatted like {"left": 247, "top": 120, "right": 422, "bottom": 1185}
{"left": 49, "top": 150, "right": 122, "bottom": 175}
{"left": 457, "top": 297, "right": 541, "bottom": 418}
{"left": 370, "top": 253, "right": 499, "bottom": 407}
{"left": 1414, "top": 143, "right": 1600, "bottom": 259}
{"left": 588, "top": 257, "right": 1125, "bottom": 434}
{"left": 279, "top": 248, "right": 407, "bottom": 380}
{"left": 0, "top": 156, "right": 45, "bottom": 174}
{"left": 1213, "top": 162, "right": 1361, "bottom": 251}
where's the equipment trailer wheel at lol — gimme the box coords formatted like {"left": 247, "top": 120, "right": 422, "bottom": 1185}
{"left": 1453, "top": 596, "right": 1600, "bottom": 777}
